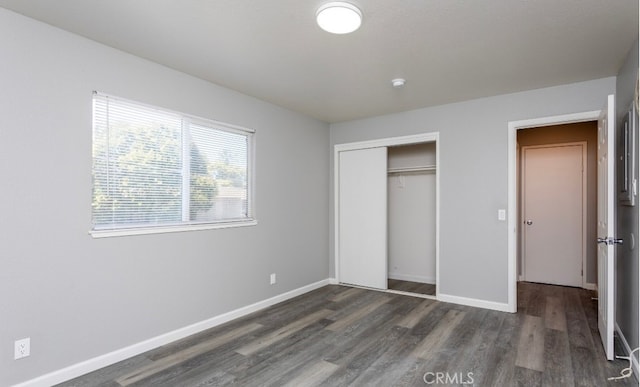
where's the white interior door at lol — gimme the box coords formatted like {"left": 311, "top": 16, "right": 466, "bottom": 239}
{"left": 523, "top": 144, "right": 585, "bottom": 287}
{"left": 597, "top": 94, "right": 615, "bottom": 360}
{"left": 338, "top": 147, "right": 388, "bottom": 289}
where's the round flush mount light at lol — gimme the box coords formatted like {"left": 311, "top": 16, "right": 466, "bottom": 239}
{"left": 316, "top": 2, "right": 362, "bottom": 34}
{"left": 391, "top": 78, "right": 406, "bottom": 88}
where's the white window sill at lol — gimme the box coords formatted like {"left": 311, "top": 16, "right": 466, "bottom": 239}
{"left": 90, "top": 219, "right": 258, "bottom": 238}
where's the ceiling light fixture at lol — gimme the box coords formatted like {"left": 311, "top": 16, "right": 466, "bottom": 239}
{"left": 316, "top": 2, "right": 362, "bottom": 34}
{"left": 391, "top": 78, "right": 406, "bottom": 88}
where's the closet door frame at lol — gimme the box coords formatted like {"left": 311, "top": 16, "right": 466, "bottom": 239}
{"left": 334, "top": 132, "right": 440, "bottom": 296}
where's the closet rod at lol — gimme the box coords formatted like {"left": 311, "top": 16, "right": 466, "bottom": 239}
{"left": 387, "top": 165, "right": 436, "bottom": 174}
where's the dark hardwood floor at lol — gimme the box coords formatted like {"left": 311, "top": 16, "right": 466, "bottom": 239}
{"left": 57, "top": 282, "right": 637, "bottom": 386}
{"left": 388, "top": 279, "right": 436, "bottom": 296}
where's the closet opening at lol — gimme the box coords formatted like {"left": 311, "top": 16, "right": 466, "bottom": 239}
{"left": 334, "top": 132, "right": 439, "bottom": 300}
{"left": 387, "top": 143, "right": 437, "bottom": 296}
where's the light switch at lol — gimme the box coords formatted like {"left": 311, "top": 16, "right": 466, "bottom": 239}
{"left": 498, "top": 209, "right": 506, "bottom": 221}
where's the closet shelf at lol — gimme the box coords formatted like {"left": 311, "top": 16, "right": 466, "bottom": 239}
{"left": 387, "top": 165, "right": 436, "bottom": 174}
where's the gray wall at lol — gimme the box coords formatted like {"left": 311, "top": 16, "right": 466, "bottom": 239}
{"left": 615, "top": 37, "right": 639, "bottom": 364}
{"left": 517, "top": 122, "right": 598, "bottom": 284}
{"left": 0, "top": 9, "right": 329, "bottom": 386}
{"left": 330, "top": 77, "right": 616, "bottom": 304}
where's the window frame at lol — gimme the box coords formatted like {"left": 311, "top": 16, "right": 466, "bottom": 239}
{"left": 90, "top": 92, "right": 257, "bottom": 238}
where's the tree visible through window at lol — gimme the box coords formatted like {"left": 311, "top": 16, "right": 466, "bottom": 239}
{"left": 92, "top": 93, "right": 254, "bottom": 233}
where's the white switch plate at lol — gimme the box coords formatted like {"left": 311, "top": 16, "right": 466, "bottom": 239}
{"left": 270, "top": 273, "right": 276, "bottom": 285}
{"left": 14, "top": 338, "right": 30, "bottom": 360}
{"left": 498, "top": 209, "right": 506, "bottom": 221}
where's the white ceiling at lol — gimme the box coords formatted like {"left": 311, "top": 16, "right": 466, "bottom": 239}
{"left": 0, "top": 1, "right": 637, "bottom": 123}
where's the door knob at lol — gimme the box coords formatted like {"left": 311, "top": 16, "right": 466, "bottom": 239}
{"left": 598, "top": 237, "right": 624, "bottom": 245}
{"left": 525, "top": 220, "right": 533, "bottom": 225}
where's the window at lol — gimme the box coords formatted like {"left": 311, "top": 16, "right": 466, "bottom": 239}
{"left": 91, "top": 92, "right": 255, "bottom": 237}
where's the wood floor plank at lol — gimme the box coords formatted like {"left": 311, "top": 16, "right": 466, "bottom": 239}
{"left": 116, "top": 322, "right": 263, "bottom": 385}
{"left": 513, "top": 366, "right": 542, "bottom": 387}
{"left": 543, "top": 327, "right": 575, "bottom": 387}
{"left": 324, "top": 289, "right": 386, "bottom": 321}
{"left": 149, "top": 367, "right": 236, "bottom": 387}
{"left": 440, "top": 308, "right": 497, "bottom": 383}
{"left": 328, "top": 286, "right": 364, "bottom": 303}
{"left": 564, "top": 288, "right": 610, "bottom": 385}
{"left": 408, "top": 303, "right": 448, "bottom": 337}
{"left": 55, "top": 283, "right": 638, "bottom": 387}
{"left": 574, "top": 285, "right": 628, "bottom": 383}
{"left": 320, "top": 322, "right": 407, "bottom": 386}
{"left": 346, "top": 327, "right": 420, "bottom": 387}
{"left": 235, "top": 309, "right": 332, "bottom": 356}
{"left": 230, "top": 324, "right": 335, "bottom": 385}
{"left": 325, "top": 295, "right": 390, "bottom": 331}
{"left": 280, "top": 360, "right": 339, "bottom": 387}
{"left": 238, "top": 297, "right": 407, "bottom": 386}
{"left": 517, "top": 281, "right": 529, "bottom": 312}
{"left": 322, "top": 303, "right": 399, "bottom": 365}
{"left": 242, "top": 286, "right": 341, "bottom": 327}
{"left": 475, "top": 313, "right": 520, "bottom": 387}
{"left": 119, "top": 349, "right": 245, "bottom": 387}
{"left": 525, "top": 283, "right": 546, "bottom": 317}
{"left": 515, "top": 315, "right": 545, "bottom": 372}
{"left": 544, "top": 295, "right": 567, "bottom": 331}
{"left": 411, "top": 309, "right": 466, "bottom": 360}
{"left": 396, "top": 298, "right": 437, "bottom": 329}
{"left": 54, "top": 356, "right": 153, "bottom": 387}
{"left": 318, "top": 295, "right": 419, "bottom": 386}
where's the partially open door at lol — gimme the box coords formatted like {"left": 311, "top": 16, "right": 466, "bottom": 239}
{"left": 596, "top": 94, "right": 616, "bottom": 360}
{"left": 338, "top": 147, "right": 388, "bottom": 289}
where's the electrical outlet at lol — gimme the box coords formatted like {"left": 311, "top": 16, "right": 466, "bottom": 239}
{"left": 14, "top": 338, "right": 30, "bottom": 360}
{"left": 270, "top": 273, "right": 276, "bottom": 285}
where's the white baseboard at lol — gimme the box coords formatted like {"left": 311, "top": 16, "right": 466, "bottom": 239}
{"left": 328, "top": 277, "right": 339, "bottom": 285}
{"left": 388, "top": 273, "right": 435, "bottom": 284}
{"left": 615, "top": 323, "right": 639, "bottom": 382}
{"left": 583, "top": 282, "right": 597, "bottom": 291}
{"left": 12, "top": 279, "right": 332, "bottom": 387}
{"left": 437, "top": 293, "right": 512, "bottom": 313}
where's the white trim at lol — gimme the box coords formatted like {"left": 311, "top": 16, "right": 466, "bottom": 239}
{"left": 385, "top": 289, "right": 436, "bottom": 300}
{"left": 519, "top": 142, "right": 588, "bottom": 288}
{"left": 11, "top": 279, "right": 331, "bottom": 387}
{"left": 508, "top": 110, "right": 600, "bottom": 314}
{"left": 615, "top": 323, "right": 639, "bottom": 381}
{"left": 334, "top": 132, "right": 439, "bottom": 153}
{"left": 388, "top": 273, "right": 436, "bottom": 285}
{"left": 437, "top": 293, "right": 512, "bottom": 312}
{"left": 584, "top": 282, "right": 597, "bottom": 291}
{"left": 334, "top": 132, "right": 439, "bottom": 295}
{"left": 90, "top": 219, "right": 258, "bottom": 238}
{"left": 435, "top": 138, "right": 441, "bottom": 299}
{"left": 338, "top": 282, "right": 437, "bottom": 300}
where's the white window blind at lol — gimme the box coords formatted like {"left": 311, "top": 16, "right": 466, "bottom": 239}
{"left": 92, "top": 92, "right": 254, "bottom": 234}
